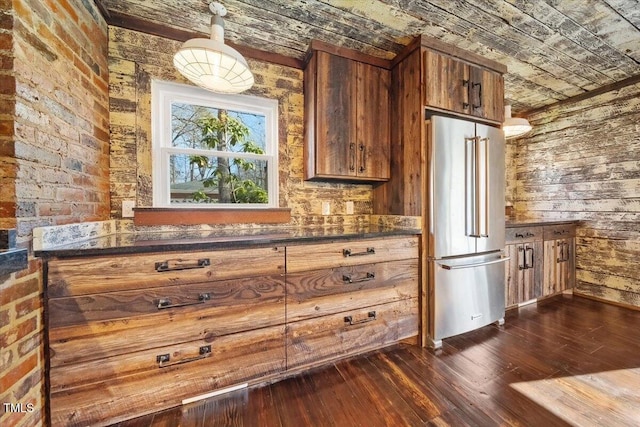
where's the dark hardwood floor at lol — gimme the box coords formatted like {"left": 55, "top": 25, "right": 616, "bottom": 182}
{"left": 113, "top": 295, "right": 640, "bottom": 426}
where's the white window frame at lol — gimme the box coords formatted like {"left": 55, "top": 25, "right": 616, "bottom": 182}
{"left": 151, "top": 80, "right": 279, "bottom": 208}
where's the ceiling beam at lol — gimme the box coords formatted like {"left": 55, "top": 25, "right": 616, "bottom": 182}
{"left": 105, "top": 10, "right": 304, "bottom": 70}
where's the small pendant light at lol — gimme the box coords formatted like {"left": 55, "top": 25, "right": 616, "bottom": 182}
{"left": 173, "top": 2, "right": 254, "bottom": 94}
{"left": 503, "top": 105, "right": 532, "bottom": 139}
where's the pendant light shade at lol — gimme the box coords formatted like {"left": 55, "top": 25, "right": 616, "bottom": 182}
{"left": 503, "top": 105, "right": 532, "bottom": 139}
{"left": 173, "top": 2, "right": 254, "bottom": 94}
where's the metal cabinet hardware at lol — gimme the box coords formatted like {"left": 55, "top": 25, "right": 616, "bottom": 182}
{"left": 553, "top": 229, "right": 569, "bottom": 235}
{"left": 515, "top": 231, "right": 535, "bottom": 239}
{"left": 359, "top": 143, "right": 366, "bottom": 173}
{"left": 155, "top": 258, "right": 211, "bottom": 272}
{"left": 342, "top": 272, "right": 375, "bottom": 284}
{"left": 156, "top": 345, "right": 212, "bottom": 368}
{"left": 472, "top": 82, "right": 482, "bottom": 109}
{"left": 462, "top": 79, "right": 470, "bottom": 109}
{"left": 156, "top": 293, "right": 211, "bottom": 310}
{"left": 525, "top": 247, "right": 534, "bottom": 269}
{"left": 342, "top": 247, "right": 375, "bottom": 257}
{"left": 344, "top": 311, "right": 377, "bottom": 326}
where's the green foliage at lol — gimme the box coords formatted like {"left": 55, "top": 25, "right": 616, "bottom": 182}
{"left": 188, "top": 111, "right": 268, "bottom": 204}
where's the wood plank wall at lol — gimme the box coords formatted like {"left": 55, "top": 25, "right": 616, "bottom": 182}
{"left": 510, "top": 82, "right": 640, "bottom": 307}
{"left": 108, "top": 27, "right": 374, "bottom": 228}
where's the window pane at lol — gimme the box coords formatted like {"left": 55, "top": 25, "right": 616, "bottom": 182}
{"left": 171, "top": 103, "right": 266, "bottom": 153}
{"left": 169, "top": 154, "right": 269, "bottom": 204}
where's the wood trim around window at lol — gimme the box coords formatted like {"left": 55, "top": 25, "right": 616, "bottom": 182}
{"left": 133, "top": 208, "right": 292, "bottom": 226}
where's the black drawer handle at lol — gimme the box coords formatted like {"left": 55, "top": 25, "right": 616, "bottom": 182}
{"left": 342, "top": 248, "right": 375, "bottom": 257}
{"left": 157, "top": 345, "right": 212, "bottom": 368}
{"left": 157, "top": 293, "right": 210, "bottom": 310}
{"left": 515, "top": 232, "right": 535, "bottom": 238}
{"left": 553, "top": 230, "right": 569, "bottom": 235}
{"left": 515, "top": 233, "right": 524, "bottom": 238}
{"left": 155, "top": 258, "right": 211, "bottom": 272}
{"left": 344, "top": 311, "right": 377, "bottom": 326}
{"left": 342, "top": 272, "right": 375, "bottom": 284}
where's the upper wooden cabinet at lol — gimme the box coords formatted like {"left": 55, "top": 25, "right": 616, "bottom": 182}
{"left": 423, "top": 49, "right": 505, "bottom": 123}
{"left": 304, "top": 47, "right": 391, "bottom": 182}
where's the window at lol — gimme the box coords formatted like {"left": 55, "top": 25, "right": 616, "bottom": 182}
{"left": 152, "top": 80, "right": 278, "bottom": 208}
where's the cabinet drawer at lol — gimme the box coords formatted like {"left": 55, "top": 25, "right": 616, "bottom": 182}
{"left": 286, "top": 259, "right": 418, "bottom": 322}
{"left": 543, "top": 224, "right": 576, "bottom": 240}
{"left": 48, "top": 274, "right": 286, "bottom": 329}
{"left": 505, "top": 226, "right": 543, "bottom": 244}
{"left": 286, "top": 236, "right": 418, "bottom": 273}
{"left": 50, "top": 325, "right": 285, "bottom": 426}
{"left": 49, "top": 282, "right": 285, "bottom": 366}
{"left": 47, "top": 246, "right": 285, "bottom": 297}
{"left": 287, "top": 298, "right": 418, "bottom": 370}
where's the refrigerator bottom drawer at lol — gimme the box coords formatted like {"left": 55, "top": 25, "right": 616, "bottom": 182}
{"left": 431, "top": 254, "right": 506, "bottom": 344}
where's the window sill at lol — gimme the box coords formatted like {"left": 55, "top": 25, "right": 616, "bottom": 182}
{"left": 133, "top": 208, "right": 292, "bottom": 226}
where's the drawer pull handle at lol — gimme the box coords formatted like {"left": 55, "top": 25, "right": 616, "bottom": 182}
{"left": 156, "top": 345, "right": 212, "bottom": 368}
{"left": 344, "top": 311, "right": 377, "bottom": 326}
{"left": 553, "top": 230, "right": 569, "bottom": 235}
{"left": 342, "top": 247, "right": 375, "bottom": 257}
{"left": 155, "top": 258, "right": 211, "bottom": 272}
{"left": 515, "top": 233, "right": 525, "bottom": 238}
{"left": 342, "top": 272, "right": 375, "bottom": 284}
{"left": 157, "top": 293, "right": 211, "bottom": 310}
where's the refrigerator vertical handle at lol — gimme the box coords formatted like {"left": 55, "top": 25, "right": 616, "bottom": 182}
{"left": 475, "top": 136, "right": 482, "bottom": 238}
{"left": 480, "top": 137, "right": 489, "bottom": 238}
{"left": 465, "top": 137, "right": 478, "bottom": 237}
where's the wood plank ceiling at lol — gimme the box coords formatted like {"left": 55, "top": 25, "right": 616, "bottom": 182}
{"left": 103, "top": 0, "right": 640, "bottom": 114}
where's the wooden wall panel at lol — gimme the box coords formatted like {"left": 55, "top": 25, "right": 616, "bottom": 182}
{"left": 510, "top": 82, "right": 640, "bottom": 307}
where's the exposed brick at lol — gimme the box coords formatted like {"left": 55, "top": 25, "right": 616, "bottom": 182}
{"left": 0, "top": 352, "right": 37, "bottom": 391}
{"left": 0, "top": 276, "right": 39, "bottom": 306}
{"left": 0, "top": 346, "right": 14, "bottom": 373}
{"left": 0, "top": 74, "right": 15, "bottom": 94}
{"left": 0, "top": 316, "right": 36, "bottom": 348}
{"left": 0, "top": 201, "right": 16, "bottom": 219}
{"left": 0, "top": 12, "right": 13, "bottom": 31}
{"left": 15, "top": 259, "right": 40, "bottom": 279}
{"left": 14, "top": 292, "right": 39, "bottom": 318}
{"left": 17, "top": 332, "right": 40, "bottom": 358}
{"left": 37, "top": 202, "right": 72, "bottom": 216}
{"left": 14, "top": 365, "right": 42, "bottom": 400}
{"left": 55, "top": 187, "right": 85, "bottom": 202}
{"left": 0, "top": 307, "right": 9, "bottom": 327}
{"left": 0, "top": 118, "right": 14, "bottom": 135}
{"left": 0, "top": 33, "right": 11, "bottom": 50}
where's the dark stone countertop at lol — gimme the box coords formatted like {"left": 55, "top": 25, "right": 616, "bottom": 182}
{"left": 33, "top": 225, "right": 420, "bottom": 258}
{"left": 505, "top": 217, "right": 580, "bottom": 228}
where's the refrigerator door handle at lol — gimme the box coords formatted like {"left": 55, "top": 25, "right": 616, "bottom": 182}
{"left": 465, "top": 136, "right": 479, "bottom": 238}
{"left": 479, "top": 137, "right": 489, "bottom": 238}
{"left": 438, "top": 256, "right": 510, "bottom": 270}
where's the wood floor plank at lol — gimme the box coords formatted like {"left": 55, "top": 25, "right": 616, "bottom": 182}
{"left": 109, "top": 295, "right": 640, "bottom": 427}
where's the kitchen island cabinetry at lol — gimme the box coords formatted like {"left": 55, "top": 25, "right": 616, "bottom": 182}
{"left": 41, "top": 230, "right": 419, "bottom": 426}
{"left": 304, "top": 43, "right": 390, "bottom": 182}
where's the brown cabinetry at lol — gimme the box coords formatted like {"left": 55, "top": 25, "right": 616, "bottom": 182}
{"left": 304, "top": 46, "right": 390, "bottom": 182}
{"left": 46, "top": 247, "right": 287, "bottom": 426}
{"left": 285, "top": 236, "right": 419, "bottom": 369}
{"left": 543, "top": 224, "right": 576, "bottom": 295}
{"left": 505, "top": 223, "right": 577, "bottom": 309}
{"left": 504, "top": 226, "right": 543, "bottom": 308}
{"left": 44, "top": 234, "right": 419, "bottom": 426}
{"left": 423, "top": 47, "right": 504, "bottom": 123}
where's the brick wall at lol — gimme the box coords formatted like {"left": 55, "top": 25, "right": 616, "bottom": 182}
{"left": 108, "top": 27, "right": 374, "bottom": 224}
{"left": 0, "top": 1, "right": 109, "bottom": 426}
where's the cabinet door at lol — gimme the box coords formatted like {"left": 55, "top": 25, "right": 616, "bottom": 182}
{"left": 423, "top": 49, "right": 470, "bottom": 115}
{"left": 521, "top": 241, "right": 543, "bottom": 301}
{"left": 356, "top": 62, "right": 390, "bottom": 180}
{"left": 504, "top": 244, "right": 520, "bottom": 307}
{"left": 469, "top": 66, "right": 504, "bottom": 122}
{"left": 313, "top": 51, "right": 357, "bottom": 178}
{"left": 543, "top": 237, "right": 575, "bottom": 296}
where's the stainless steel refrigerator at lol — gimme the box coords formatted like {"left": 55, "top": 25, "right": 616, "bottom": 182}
{"left": 426, "top": 115, "right": 508, "bottom": 349}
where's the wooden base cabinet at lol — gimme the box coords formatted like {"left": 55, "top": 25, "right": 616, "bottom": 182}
{"left": 45, "top": 246, "right": 287, "bottom": 427}
{"left": 44, "top": 235, "right": 420, "bottom": 426}
{"left": 286, "top": 236, "right": 420, "bottom": 369}
{"left": 505, "top": 223, "right": 577, "bottom": 309}
{"left": 543, "top": 224, "right": 576, "bottom": 295}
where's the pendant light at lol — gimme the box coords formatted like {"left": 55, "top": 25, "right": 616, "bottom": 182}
{"left": 503, "top": 105, "right": 532, "bottom": 139}
{"left": 173, "top": 2, "right": 254, "bottom": 94}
